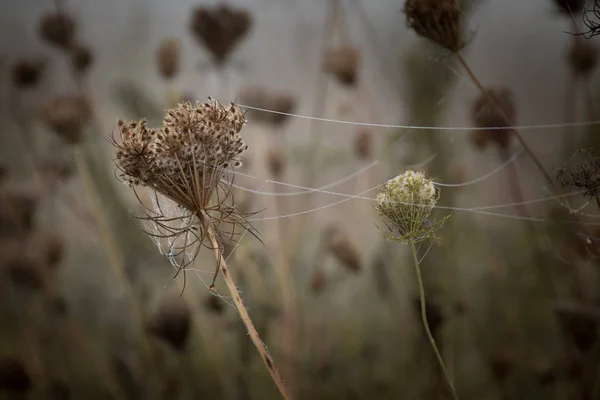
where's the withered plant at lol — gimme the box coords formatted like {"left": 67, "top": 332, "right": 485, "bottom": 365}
{"left": 109, "top": 98, "right": 291, "bottom": 399}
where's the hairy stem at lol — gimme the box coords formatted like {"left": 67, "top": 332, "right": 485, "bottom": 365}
{"left": 409, "top": 238, "right": 459, "bottom": 400}
{"left": 202, "top": 214, "right": 292, "bottom": 400}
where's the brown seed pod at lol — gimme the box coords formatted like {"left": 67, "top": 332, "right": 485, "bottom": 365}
{"left": 156, "top": 38, "right": 180, "bottom": 80}
{"left": 0, "top": 355, "right": 30, "bottom": 392}
{"left": 470, "top": 86, "right": 516, "bottom": 151}
{"left": 238, "top": 86, "right": 296, "bottom": 126}
{"left": 148, "top": 294, "right": 191, "bottom": 351}
{"left": 266, "top": 147, "right": 285, "bottom": 178}
{"left": 324, "top": 45, "right": 359, "bottom": 86}
{"left": 41, "top": 95, "right": 91, "bottom": 145}
{"left": 38, "top": 11, "right": 76, "bottom": 50}
{"left": 404, "top": 0, "right": 462, "bottom": 52}
{"left": 354, "top": 129, "right": 372, "bottom": 160}
{"left": 71, "top": 44, "right": 93, "bottom": 73}
{"left": 568, "top": 38, "right": 598, "bottom": 76}
{"left": 553, "top": 0, "right": 585, "bottom": 15}
{"left": 190, "top": 4, "right": 252, "bottom": 65}
{"left": 11, "top": 59, "right": 45, "bottom": 88}
{"left": 324, "top": 226, "right": 362, "bottom": 273}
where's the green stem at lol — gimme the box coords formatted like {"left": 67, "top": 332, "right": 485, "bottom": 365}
{"left": 409, "top": 238, "right": 459, "bottom": 400}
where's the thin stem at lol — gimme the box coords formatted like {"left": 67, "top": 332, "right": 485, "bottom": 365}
{"left": 409, "top": 238, "right": 459, "bottom": 400}
{"left": 202, "top": 213, "right": 292, "bottom": 400}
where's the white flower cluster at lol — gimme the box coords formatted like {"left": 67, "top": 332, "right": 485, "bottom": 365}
{"left": 375, "top": 170, "right": 438, "bottom": 243}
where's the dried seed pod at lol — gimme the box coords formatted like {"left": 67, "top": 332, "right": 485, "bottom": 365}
{"left": 310, "top": 267, "right": 326, "bottom": 294}
{"left": 238, "top": 86, "right": 296, "bottom": 126}
{"left": 38, "top": 11, "right": 76, "bottom": 50}
{"left": 148, "top": 294, "right": 191, "bottom": 351}
{"left": 354, "top": 129, "right": 372, "bottom": 160}
{"left": 324, "top": 226, "right": 362, "bottom": 273}
{"left": 553, "top": 0, "right": 585, "bottom": 14}
{"left": 41, "top": 95, "right": 91, "bottom": 144}
{"left": 71, "top": 44, "right": 93, "bottom": 73}
{"left": 324, "top": 46, "right": 359, "bottom": 86}
{"left": 0, "top": 355, "right": 30, "bottom": 392}
{"left": 156, "top": 38, "right": 180, "bottom": 80}
{"left": 11, "top": 59, "right": 45, "bottom": 88}
{"left": 470, "top": 86, "right": 516, "bottom": 151}
{"left": 266, "top": 147, "right": 285, "bottom": 178}
{"left": 190, "top": 4, "right": 252, "bottom": 65}
{"left": 404, "top": 0, "right": 462, "bottom": 52}
{"left": 568, "top": 38, "right": 598, "bottom": 76}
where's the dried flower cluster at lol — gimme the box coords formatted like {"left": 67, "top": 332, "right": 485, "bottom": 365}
{"left": 470, "top": 86, "right": 516, "bottom": 151}
{"left": 190, "top": 4, "right": 252, "bottom": 65}
{"left": 375, "top": 170, "right": 441, "bottom": 243}
{"left": 404, "top": 0, "right": 462, "bottom": 52}
{"left": 157, "top": 37, "right": 180, "bottom": 80}
{"left": 38, "top": 11, "right": 76, "bottom": 50}
{"left": 11, "top": 59, "right": 45, "bottom": 89}
{"left": 324, "top": 46, "right": 360, "bottom": 86}
{"left": 111, "top": 99, "right": 254, "bottom": 282}
{"left": 148, "top": 293, "right": 191, "bottom": 351}
{"left": 322, "top": 225, "right": 363, "bottom": 273}
{"left": 41, "top": 95, "right": 91, "bottom": 144}
{"left": 556, "top": 150, "right": 600, "bottom": 200}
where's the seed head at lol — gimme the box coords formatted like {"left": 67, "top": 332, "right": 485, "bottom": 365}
{"left": 71, "top": 44, "right": 93, "bottom": 73}
{"left": 41, "top": 95, "right": 91, "bottom": 145}
{"left": 38, "top": 11, "right": 76, "bottom": 50}
{"left": 324, "top": 46, "right": 360, "bottom": 86}
{"left": 11, "top": 59, "right": 45, "bottom": 89}
{"left": 375, "top": 170, "right": 442, "bottom": 243}
{"left": 323, "top": 225, "right": 362, "bottom": 273}
{"left": 190, "top": 4, "right": 252, "bottom": 65}
{"left": 555, "top": 149, "right": 600, "bottom": 200}
{"left": 148, "top": 294, "right": 191, "bottom": 351}
{"left": 470, "top": 86, "right": 516, "bottom": 151}
{"left": 568, "top": 38, "right": 598, "bottom": 76}
{"left": 404, "top": 0, "right": 462, "bottom": 52}
{"left": 156, "top": 37, "right": 180, "bottom": 80}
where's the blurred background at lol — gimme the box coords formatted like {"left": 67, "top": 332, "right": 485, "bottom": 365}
{"left": 1, "top": 0, "right": 600, "bottom": 398}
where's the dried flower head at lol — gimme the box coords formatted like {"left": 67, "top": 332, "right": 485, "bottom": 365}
{"left": 238, "top": 86, "right": 296, "bottom": 126}
{"left": 190, "top": 4, "right": 252, "bottom": 65}
{"left": 354, "top": 129, "right": 372, "bottom": 160}
{"left": 553, "top": 0, "right": 585, "bottom": 14}
{"left": 11, "top": 59, "right": 45, "bottom": 89}
{"left": 0, "top": 355, "right": 30, "bottom": 392}
{"left": 324, "top": 45, "right": 360, "bottom": 86}
{"left": 266, "top": 147, "right": 285, "bottom": 178}
{"left": 148, "top": 294, "right": 191, "bottom": 351}
{"left": 38, "top": 11, "right": 76, "bottom": 50}
{"left": 156, "top": 37, "right": 180, "bottom": 80}
{"left": 42, "top": 95, "right": 91, "bottom": 144}
{"left": 71, "top": 44, "right": 93, "bottom": 73}
{"left": 556, "top": 149, "right": 600, "bottom": 200}
{"left": 110, "top": 98, "right": 256, "bottom": 287}
{"left": 568, "top": 38, "right": 598, "bottom": 76}
{"left": 375, "top": 170, "right": 444, "bottom": 243}
{"left": 470, "top": 86, "right": 516, "bottom": 151}
{"left": 404, "top": 0, "right": 462, "bottom": 52}
{"left": 323, "top": 225, "right": 362, "bottom": 273}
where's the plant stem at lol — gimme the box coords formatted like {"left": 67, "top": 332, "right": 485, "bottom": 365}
{"left": 202, "top": 213, "right": 292, "bottom": 400}
{"left": 409, "top": 238, "right": 459, "bottom": 400}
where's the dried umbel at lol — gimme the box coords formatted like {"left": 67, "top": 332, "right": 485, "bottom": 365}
{"left": 470, "top": 86, "right": 516, "bottom": 151}
{"left": 110, "top": 99, "right": 253, "bottom": 284}
{"left": 238, "top": 86, "right": 296, "bottom": 126}
{"left": 38, "top": 11, "right": 76, "bottom": 50}
{"left": 156, "top": 37, "right": 180, "bottom": 80}
{"left": 11, "top": 59, "right": 45, "bottom": 89}
{"left": 42, "top": 95, "right": 91, "bottom": 144}
{"left": 323, "top": 226, "right": 362, "bottom": 273}
{"left": 71, "top": 44, "right": 93, "bottom": 73}
{"left": 404, "top": 0, "right": 462, "bottom": 52}
{"left": 556, "top": 150, "right": 600, "bottom": 200}
{"left": 190, "top": 4, "right": 252, "bottom": 65}
{"left": 354, "top": 129, "right": 372, "bottom": 160}
{"left": 148, "top": 294, "right": 191, "bottom": 351}
{"left": 553, "top": 0, "right": 585, "bottom": 14}
{"left": 375, "top": 170, "right": 443, "bottom": 243}
{"left": 568, "top": 38, "right": 598, "bottom": 76}
{"left": 324, "top": 46, "right": 360, "bottom": 86}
